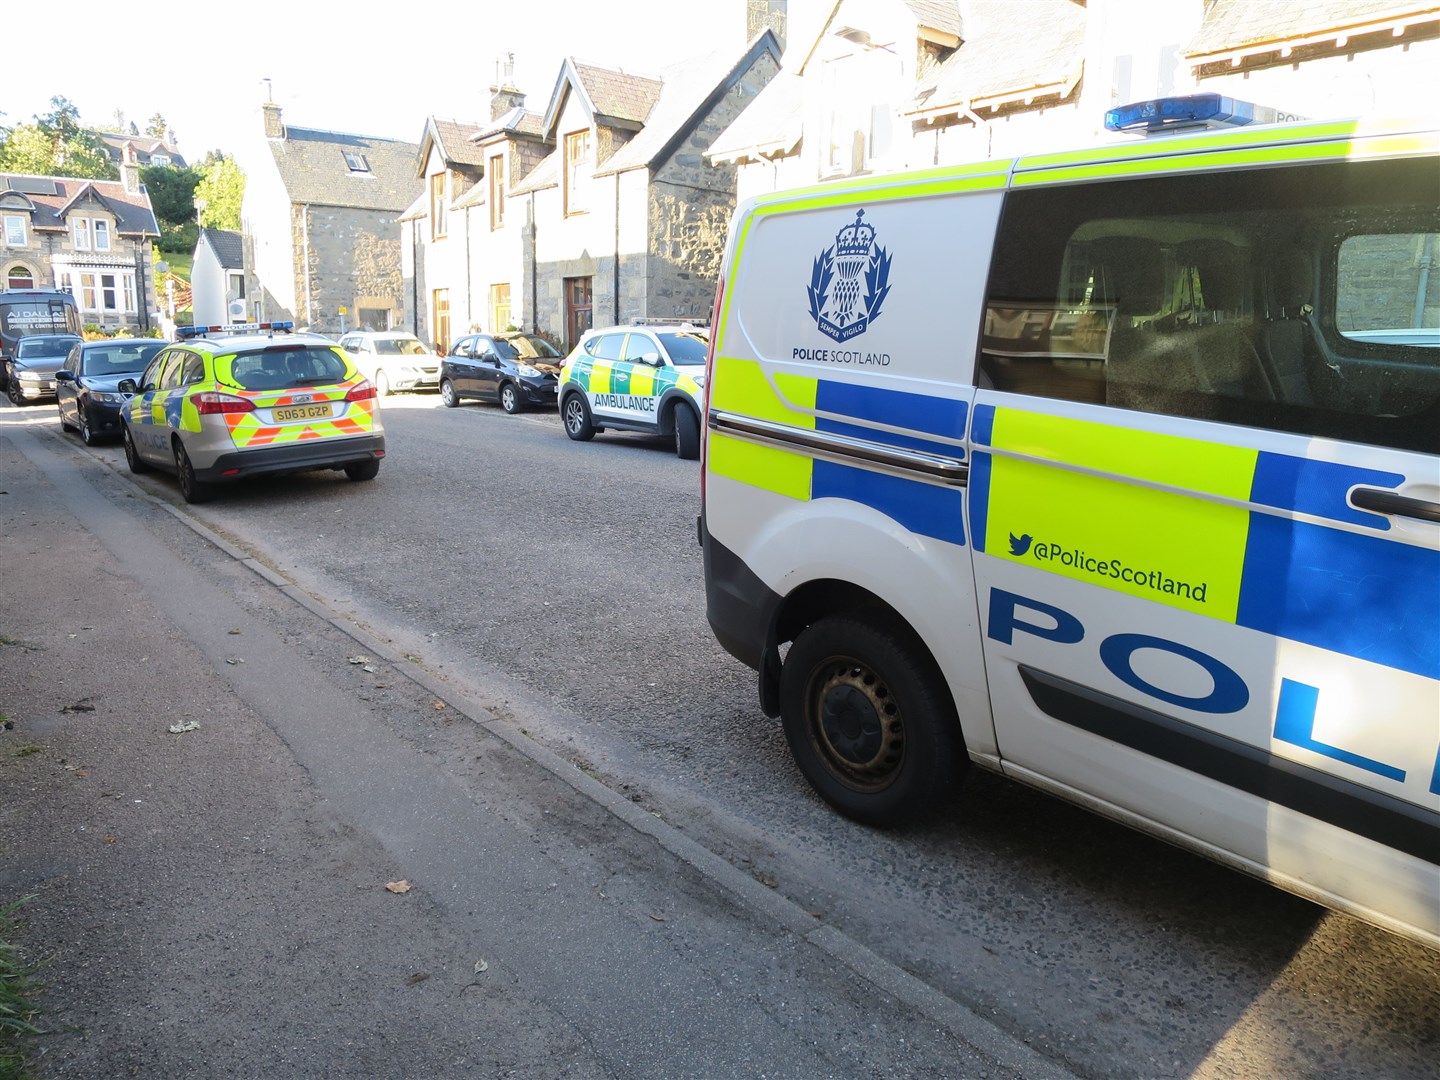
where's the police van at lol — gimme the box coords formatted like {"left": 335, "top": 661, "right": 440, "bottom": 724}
{"left": 698, "top": 97, "right": 1439, "bottom": 948}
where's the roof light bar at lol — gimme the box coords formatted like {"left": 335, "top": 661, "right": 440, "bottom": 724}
{"left": 1104, "top": 93, "right": 1305, "bottom": 135}
{"left": 177, "top": 321, "right": 295, "bottom": 339}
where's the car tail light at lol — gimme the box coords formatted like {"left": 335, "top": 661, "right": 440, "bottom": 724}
{"left": 193, "top": 392, "right": 255, "bottom": 415}
{"left": 346, "top": 380, "right": 378, "bottom": 402}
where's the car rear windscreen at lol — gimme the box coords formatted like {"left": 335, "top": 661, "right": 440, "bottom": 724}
{"left": 229, "top": 347, "right": 351, "bottom": 390}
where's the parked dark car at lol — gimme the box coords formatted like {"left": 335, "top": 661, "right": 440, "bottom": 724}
{"left": 440, "top": 333, "right": 564, "bottom": 413}
{"left": 55, "top": 338, "right": 166, "bottom": 444}
{"left": 5, "top": 333, "right": 84, "bottom": 405}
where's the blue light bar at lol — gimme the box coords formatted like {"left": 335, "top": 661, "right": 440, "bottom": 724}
{"left": 176, "top": 321, "right": 295, "bottom": 339}
{"left": 1105, "top": 93, "right": 1305, "bottom": 135}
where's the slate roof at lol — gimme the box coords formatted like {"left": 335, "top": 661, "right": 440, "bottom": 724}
{"left": 903, "top": 0, "right": 963, "bottom": 37}
{"left": 597, "top": 30, "right": 782, "bottom": 177}
{"left": 508, "top": 148, "right": 561, "bottom": 197}
{"left": 542, "top": 59, "right": 665, "bottom": 139}
{"left": 266, "top": 127, "right": 421, "bottom": 211}
{"left": 0, "top": 173, "right": 160, "bottom": 237}
{"left": 91, "top": 132, "right": 188, "bottom": 168}
{"left": 912, "top": 0, "right": 1085, "bottom": 115}
{"left": 423, "top": 118, "right": 489, "bottom": 169}
{"left": 1185, "top": 1, "right": 1439, "bottom": 58}
{"left": 200, "top": 228, "right": 244, "bottom": 270}
{"left": 707, "top": 70, "right": 803, "bottom": 163}
{"left": 471, "top": 106, "right": 546, "bottom": 143}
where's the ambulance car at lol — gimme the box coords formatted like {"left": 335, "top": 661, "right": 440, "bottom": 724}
{"left": 698, "top": 98, "right": 1439, "bottom": 947}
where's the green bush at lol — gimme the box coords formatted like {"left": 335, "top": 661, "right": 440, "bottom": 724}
{"left": 0, "top": 897, "right": 43, "bottom": 1080}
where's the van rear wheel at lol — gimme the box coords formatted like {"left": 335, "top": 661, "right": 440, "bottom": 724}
{"left": 779, "top": 613, "right": 964, "bottom": 826}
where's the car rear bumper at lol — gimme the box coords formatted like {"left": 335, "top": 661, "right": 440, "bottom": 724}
{"left": 195, "top": 434, "right": 386, "bottom": 482}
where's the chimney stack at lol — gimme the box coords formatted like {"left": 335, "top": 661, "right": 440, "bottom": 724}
{"left": 121, "top": 143, "right": 141, "bottom": 194}
{"left": 489, "top": 53, "right": 526, "bottom": 120}
{"left": 261, "top": 79, "right": 285, "bottom": 139}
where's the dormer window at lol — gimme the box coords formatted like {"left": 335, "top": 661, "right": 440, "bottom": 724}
{"left": 151, "top": 153, "right": 171, "bottom": 167}
{"left": 73, "top": 218, "right": 92, "bottom": 250}
{"left": 564, "top": 130, "right": 591, "bottom": 216}
{"left": 343, "top": 151, "right": 371, "bottom": 174}
{"left": 3, "top": 215, "right": 26, "bottom": 247}
{"left": 94, "top": 219, "right": 111, "bottom": 251}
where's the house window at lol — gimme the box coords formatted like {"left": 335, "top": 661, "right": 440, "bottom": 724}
{"left": 358, "top": 306, "right": 389, "bottom": 331}
{"left": 73, "top": 218, "right": 92, "bottom": 250}
{"left": 151, "top": 154, "right": 171, "bottom": 167}
{"left": 227, "top": 272, "right": 246, "bottom": 300}
{"left": 77, "top": 271, "right": 137, "bottom": 313}
{"left": 490, "top": 283, "right": 511, "bottom": 332}
{"left": 564, "top": 130, "right": 591, "bottom": 216}
{"left": 564, "top": 276, "right": 592, "bottom": 351}
{"left": 432, "top": 289, "right": 450, "bottom": 351}
{"left": 94, "top": 220, "right": 111, "bottom": 251}
{"left": 3, "top": 215, "right": 26, "bottom": 246}
{"left": 489, "top": 154, "right": 505, "bottom": 230}
{"left": 343, "top": 151, "right": 370, "bottom": 173}
{"left": 430, "top": 172, "right": 448, "bottom": 240}
{"left": 6, "top": 265, "right": 34, "bottom": 289}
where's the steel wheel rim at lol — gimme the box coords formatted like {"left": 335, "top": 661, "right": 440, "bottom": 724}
{"left": 806, "top": 656, "right": 905, "bottom": 788}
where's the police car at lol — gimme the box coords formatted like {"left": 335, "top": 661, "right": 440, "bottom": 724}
{"left": 699, "top": 96, "right": 1440, "bottom": 947}
{"left": 558, "top": 322, "right": 709, "bottom": 458}
{"left": 119, "top": 321, "right": 385, "bottom": 503}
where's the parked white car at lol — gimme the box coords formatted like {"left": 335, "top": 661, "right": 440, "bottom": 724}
{"left": 336, "top": 331, "right": 442, "bottom": 395}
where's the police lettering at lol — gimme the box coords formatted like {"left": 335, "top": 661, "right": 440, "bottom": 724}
{"left": 791, "top": 347, "right": 891, "bottom": 365}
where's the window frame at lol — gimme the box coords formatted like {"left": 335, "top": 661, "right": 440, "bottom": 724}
{"left": 489, "top": 154, "right": 506, "bottom": 230}
{"left": 3, "top": 215, "right": 27, "bottom": 246}
{"left": 430, "top": 172, "right": 449, "bottom": 240}
{"left": 72, "top": 217, "right": 92, "bottom": 251}
{"left": 564, "top": 130, "right": 591, "bottom": 217}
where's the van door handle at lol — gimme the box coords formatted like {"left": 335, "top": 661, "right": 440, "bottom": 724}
{"left": 1350, "top": 487, "right": 1440, "bottom": 523}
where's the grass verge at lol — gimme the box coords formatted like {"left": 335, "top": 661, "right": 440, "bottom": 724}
{"left": 0, "top": 898, "right": 43, "bottom": 1080}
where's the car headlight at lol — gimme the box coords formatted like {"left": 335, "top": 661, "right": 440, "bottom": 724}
{"left": 17, "top": 370, "right": 42, "bottom": 382}
{"left": 90, "top": 391, "right": 128, "bottom": 404}
{"left": 518, "top": 364, "right": 542, "bottom": 377}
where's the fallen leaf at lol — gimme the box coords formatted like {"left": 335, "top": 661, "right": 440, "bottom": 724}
{"left": 167, "top": 720, "right": 201, "bottom": 734}
{"left": 403, "top": 972, "right": 430, "bottom": 986}
{"left": 228, "top": 629, "right": 242, "bottom": 635}
{"left": 225, "top": 657, "right": 244, "bottom": 665}
{"left": 362, "top": 665, "right": 377, "bottom": 673}
{"left": 103, "top": 836, "right": 117, "bottom": 844}
{"left": 347, "top": 656, "right": 372, "bottom": 665}
{"left": 404, "top": 654, "right": 421, "bottom": 663}
{"left": 648, "top": 913, "right": 669, "bottom": 922}
{"left": 473, "top": 959, "right": 489, "bottom": 974}
{"left": 60, "top": 701, "right": 95, "bottom": 714}
{"left": 385, "top": 880, "right": 411, "bottom": 894}
{"left": 433, "top": 701, "right": 447, "bottom": 711}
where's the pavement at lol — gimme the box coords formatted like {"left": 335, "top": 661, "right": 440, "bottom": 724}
{"left": 0, "top": 411, "right": 1076, "bottom": 1080}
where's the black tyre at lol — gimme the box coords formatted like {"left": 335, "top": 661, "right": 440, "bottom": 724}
{"left": 779, "top": 613, "right": 965, "bottom": 826}
{"left": 122, "top": 424, "right": 152, "bottom": 474}
{"left": 344, "top": 457, "right": 380, "bottom": 481}
{"left": 562, "top": 393, "right": 596, "bottom": 441}
{"left": 439, "top": 379, "right": 460, "bottom": 408}
{"left": 375, "top": 370, "right": 391, "bottom": 397}
{"left": 674, "top": 404, "right": 700, "bottom": 460}
{"left": 173, "top": 440, "right": 214, "bottom": 504}
{"left": 79, "top": 413, "right": 98, "bottom": 445}
{"left": 500, "top": 382, "right": 523, "bottom": 414}
{"left": 8, "top": 379, "right": 25, "bottom": 407}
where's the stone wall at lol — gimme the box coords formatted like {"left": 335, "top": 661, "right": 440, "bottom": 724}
{"left": 646, "top": 49, "right": 780, "bottom": 321}
{"left": 294, "top": 205, "right": 404, "bottom": 336}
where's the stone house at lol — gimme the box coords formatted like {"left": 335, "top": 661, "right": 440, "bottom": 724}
{"left": 241, "top": 96, "right": 422, "bottom": 337}
{"left": 91, "top": 131, "right": 188, "bottom": 170}
{"left": 190, "top": 227, "right": 246, "bottom": 326}
{"left": 404, "top": 30, "right": 783, "bottom": 352}
{"left": 0, "top": 152, "right": 161, "bottom": 332}
{"left": 710, "top": 0, "right": 1440, "bottom": 199}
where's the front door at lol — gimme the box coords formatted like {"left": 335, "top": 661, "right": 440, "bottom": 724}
{"left": 565, "top": 277, "right": 592, "bottom": 353}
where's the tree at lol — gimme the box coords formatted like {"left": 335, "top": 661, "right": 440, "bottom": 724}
{"left": 146, "top": 113, "right": 169, "bottom": 141}
{"left": 0, "top": 97, "right": 114, "bottom": 179}
{"left": 195, "top": 153, "right": 245, "bottom": 231}
{"left": 142, "top": 164, "right": 202, "bottom": 253}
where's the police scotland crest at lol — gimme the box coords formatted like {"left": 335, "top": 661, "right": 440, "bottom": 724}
{"left": 807, "top": 209, "right": 893, "bottom": 343}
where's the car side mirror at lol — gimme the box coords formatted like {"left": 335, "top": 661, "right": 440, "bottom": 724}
{"left": 55, "top": 370, "right": 75, "bottom": 382}
{"left": 118, "top": 378, "right": 138, "bottom": 393}
{"left": 640, "top": 351, "right": 662, "bottom": 366}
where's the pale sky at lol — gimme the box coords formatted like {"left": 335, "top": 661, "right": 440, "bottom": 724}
{"left": 4, "top": 1, "right": 820, "bottom": 169}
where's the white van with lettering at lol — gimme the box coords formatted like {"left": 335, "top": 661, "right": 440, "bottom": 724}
{"left": 698, "top": 100, "right": 1439, "bottom": 948}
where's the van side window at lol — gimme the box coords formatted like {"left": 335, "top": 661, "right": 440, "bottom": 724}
{"left": 980, "top": 158, "right": 1439, "bottom": 454}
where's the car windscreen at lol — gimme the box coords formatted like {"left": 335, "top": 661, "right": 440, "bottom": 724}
{"left": 657, "top": 332, "right": 709, "bottom": 364}
{"left": 227, "top": 346, "right": 352, "bottom": 390}
{"left": 16, "top": 335, "right": 81, "bottom": 358}
{"left": 81, "top": 342, "right": 163, "bottom": 376}
{"left": 373, "top": 337, "right": 428, "bottom": 356}
{"left": 491, "top": 339, "right": 521, "bottom": 360}
{"left": 509, "top": 335, "right": 562, "bottom": 359}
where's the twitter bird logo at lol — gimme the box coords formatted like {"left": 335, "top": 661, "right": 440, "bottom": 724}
{"left": 1009, "top": 532, "right": 1033, "bottom": 556}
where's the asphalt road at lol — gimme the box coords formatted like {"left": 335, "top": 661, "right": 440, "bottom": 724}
{"left": 6, "top": 390, "right": 1437, "bottom": 1078}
